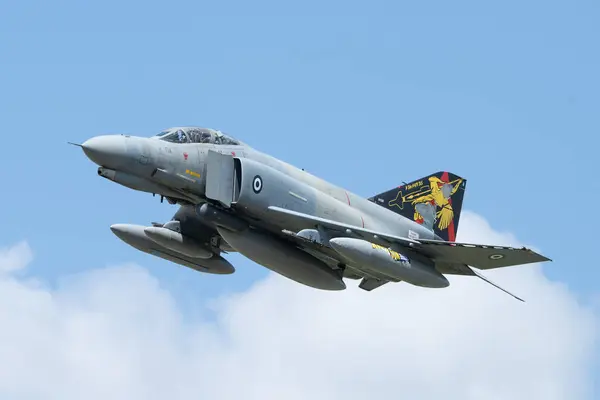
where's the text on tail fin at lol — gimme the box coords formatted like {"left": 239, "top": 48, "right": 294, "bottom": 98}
{"left": 368, "top": 171, "right": 467, "bottom": 242}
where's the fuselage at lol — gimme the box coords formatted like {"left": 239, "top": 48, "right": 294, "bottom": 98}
{"left": 244, "top": 147, "right": 437, "bottom": 241}
{"left": 81, "top": 130, "right": 437, "bottom": 244}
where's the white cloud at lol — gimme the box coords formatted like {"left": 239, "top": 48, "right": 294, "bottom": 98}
{"left": 0, "top": 212, "right": 597, "bottom": 400}
{"left": 0, "top": 241, "right": 32, "bottom": 273}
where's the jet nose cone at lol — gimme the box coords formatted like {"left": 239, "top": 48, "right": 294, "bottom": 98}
{"left": 81, "top": 135, "right": 128, "bottom": 169}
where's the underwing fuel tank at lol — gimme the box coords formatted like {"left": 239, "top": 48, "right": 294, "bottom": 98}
{"left": 216, "top": 227, "right": 346, "bottom": 291}
{"left": 143, "top": 227, "right": 213, "bottom": 259}
{"left": 110, "top": 224, "right": 235, "bottom": 275}
{"left": 329, "top": 237, "right": 449, "bottom": 288}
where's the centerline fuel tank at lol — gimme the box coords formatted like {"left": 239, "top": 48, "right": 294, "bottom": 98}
{"left": 216, "top": 227, "right": 346, "bottom": 291}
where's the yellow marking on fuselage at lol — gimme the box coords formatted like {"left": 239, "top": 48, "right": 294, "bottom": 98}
{"left": 185, "top": 169, "right": 201, "bottom": 178}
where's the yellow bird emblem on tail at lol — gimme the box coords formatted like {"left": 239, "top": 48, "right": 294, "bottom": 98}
{"left": 410, "top": 176, "right": 463, "bottom": 231}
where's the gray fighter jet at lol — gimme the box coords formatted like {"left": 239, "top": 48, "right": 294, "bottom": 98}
{"left": 73, "top": 126, "right": 551, "bottom": 301}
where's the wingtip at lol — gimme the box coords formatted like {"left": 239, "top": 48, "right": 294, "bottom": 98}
{"left": 522, "top": 247, "right": 552, "bottom": 263}
{"left": 538, "top": 254, "right": 552, "bottom": 263}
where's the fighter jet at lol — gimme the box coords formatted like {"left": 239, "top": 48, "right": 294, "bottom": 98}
{"left": 73, "top": 126, "right": 551, "bottom": 301}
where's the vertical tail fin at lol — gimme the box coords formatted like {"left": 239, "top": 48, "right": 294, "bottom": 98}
{"left": 368, "top": 171, "right": 467, "bottom": 242}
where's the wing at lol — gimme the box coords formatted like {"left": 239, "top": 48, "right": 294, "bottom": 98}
{"left": 267, "top": 206, "right": 550, "bottom": 299}
{"left": 267, "top": 206, "right": 550, "bottom": 269}
{"left": 416, "top": 238, "right": 551, "bottom": 270}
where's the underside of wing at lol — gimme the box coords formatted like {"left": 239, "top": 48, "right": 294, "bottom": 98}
{"left": 417, "top": 238, "right": 551, "bottom": 270}
{"left": 266, "top": 206, "right": 549, "bottom": 299}
{"left": 267, "top": 206, "right": 550, "bottom": 271}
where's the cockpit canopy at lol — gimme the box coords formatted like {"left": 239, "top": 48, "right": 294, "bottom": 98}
{"left": 153, "top": 127, "right": 241, "bottom": 145}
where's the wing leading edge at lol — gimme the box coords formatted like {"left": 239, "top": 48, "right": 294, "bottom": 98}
{"left": 267, "top": 206, "right": 550, "bottom": 300}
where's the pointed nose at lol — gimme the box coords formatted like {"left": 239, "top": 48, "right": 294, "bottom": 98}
{"left": 110, "top": 223, "right": 130, "bottom": 237}
{"left": 81, "top": 135, "right": 129, "bottom": 169}
{"left": 110, "top": 223, "right": 146, "bottom": 246}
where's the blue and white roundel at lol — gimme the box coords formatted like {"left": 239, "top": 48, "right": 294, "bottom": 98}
{"left": 252, "top": 175, "right": 263, "bottom": 194}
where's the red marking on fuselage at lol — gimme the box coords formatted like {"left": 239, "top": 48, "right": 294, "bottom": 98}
{"left": 360, "top": 215, "right": 365, "bottom": 228}
{"left": 183, "top": 152, "right": 188, "bottom": 161}
{"left": 344, "top": 191, "right": 351, "bottom": 205}
{"left": 231, "top": 151, "right": 236, "bottom": 156}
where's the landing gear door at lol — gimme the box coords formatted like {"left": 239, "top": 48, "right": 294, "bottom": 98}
{"left": 206, "top": 149, "right": 235, "bottom": 208}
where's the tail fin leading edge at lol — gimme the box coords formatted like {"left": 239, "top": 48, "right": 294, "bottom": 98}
{"left": 368, "top": 171, "right": 467, "bottom": 242}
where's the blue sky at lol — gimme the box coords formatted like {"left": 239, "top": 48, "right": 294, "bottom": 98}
{"left": 0, "top": 0, "right": 598, "bottom": 398}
